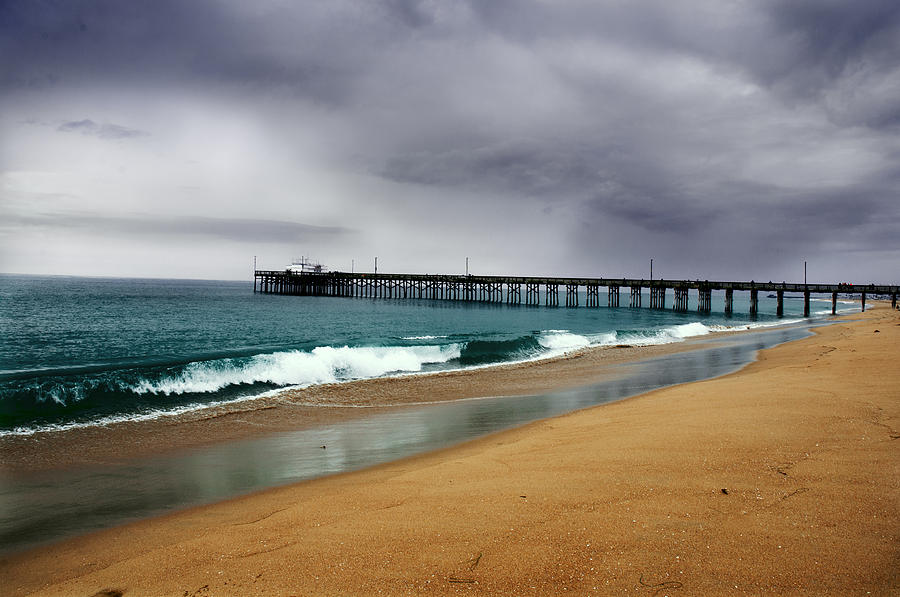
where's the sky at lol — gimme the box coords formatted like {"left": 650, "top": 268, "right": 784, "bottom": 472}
{"left": 1, "top": 0, "right": 899, "bottom": 284}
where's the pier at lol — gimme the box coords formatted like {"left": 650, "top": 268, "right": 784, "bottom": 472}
{"left": 254, "top": 270, "right": 898, "bottom": 316}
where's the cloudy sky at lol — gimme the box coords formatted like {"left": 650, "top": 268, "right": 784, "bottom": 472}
{"left": 2, "top": 0, "right": 898, "bottom": 283}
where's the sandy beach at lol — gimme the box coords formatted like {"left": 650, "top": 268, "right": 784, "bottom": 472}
{"left": 2, "top": 306, "right": 898, "bottom": 595}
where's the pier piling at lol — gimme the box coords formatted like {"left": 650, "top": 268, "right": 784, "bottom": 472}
{"left": 546, "top": 283, "right": 559, "bottom": 307}
{"left": 566, "top": 284, "right": 579, "bottom": 307}
{"left": 674, "top": 287, "right": 689, "bottom": 312}
{"left": 649, "top": 286, "right": 667, "bottom": 310}
{"left": 698, "top": 287, "right": 711, "bottom": 313}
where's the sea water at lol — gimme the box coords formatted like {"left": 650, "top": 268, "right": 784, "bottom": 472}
{"left": 0, "top": 274, "right": 855, "bottom": 554}
{"left": 0, "top": 274, "right": 853, "bottom": 436}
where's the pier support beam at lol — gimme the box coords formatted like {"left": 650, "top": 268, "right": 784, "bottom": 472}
{"left": 674, "top": 287, "right": 689, "bottom": 312}
{"left": 586, "top": 284, "right": 599, "bottom": 307}
{"left": 749, "top": 289, "right": 758, "bottom": 315}
{"left": 803, "top": 290, "right": 810, "bottom": 317}
{"left": 608, "top": 285, "right": 620, "bottom": 308}
{"left": 724, "top": 288, "right": 733, "bottom": 315}
{"left": 491, "top": 281, "right": 503, "bottom": 303}
{"left": 832, "top": 291, "right": 837, "bottom": 315}
{"left": 507, "top": 283, "right": 521, "bottom": 305}
{"left": 630, "top": 286, "right": 641, "bottom": 308}
{"left": 526, "top": 282, "right": 540, "bottom": 306}
{"left": 893, "top": 292, "right": 897, "bottom": 309}
{"left": 546, "top": 283, "right": 559, "bottom": 307}
{"left": 776, "top": 290, "right": 784, "bottom": 317}
{"left": 464, "top": 281, "right": 475, "bottom": 302}
{"left": 698, "top": 287, "right": 711, "bottom": 313}
{"left": 566, "top": 284, "right": 579, "bottom": 307}
{"left": 650, "top": 286, "right": 667, "bottom": 309}
{"left": 861, "top": 292, "right": 866, "bottom": 312}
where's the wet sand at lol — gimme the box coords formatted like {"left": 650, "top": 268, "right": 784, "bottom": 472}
{"left": 0, "top": 337, "right": 716, "bottom": 473}
{"left": 2, "top": 306, "right": 898, "bottom": 595}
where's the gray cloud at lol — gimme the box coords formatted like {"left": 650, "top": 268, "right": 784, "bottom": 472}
{"left": 57, "top": 119, "right": 148, "bottom": 139}
{"left": 5, "top": 213, "right": 352, "bottom": 245}
{"left": 1, "top": 0, "right": 898, "bottom": 282}
{"left": 380, "top": 140, "right": 609, "bottom": 199}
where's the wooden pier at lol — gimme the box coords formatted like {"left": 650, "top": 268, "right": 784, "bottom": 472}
{"left": 254, "top": 270, "right": 899, "bottom": 316}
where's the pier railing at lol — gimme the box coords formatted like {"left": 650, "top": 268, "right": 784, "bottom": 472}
{"left": 253, "top": 270, "right": 899, "bottom": 316}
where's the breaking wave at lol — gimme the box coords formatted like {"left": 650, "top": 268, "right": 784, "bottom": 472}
{"left": 132, "top": 344, "right": 462, "bottom": 396}
{"left": 0, "top": 322, "right": 807, "bottom": 437}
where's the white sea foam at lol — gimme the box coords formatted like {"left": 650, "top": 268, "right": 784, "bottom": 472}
{"left": 596, "top": 319, "right": 807, "bottom": 347}
{"left": 606, "top": 322, "right": 714, "bottom": 346}
{"left": 131, "top": 344, "right": 462, "bottom": 396}
{"left": 537, "top": 331, "right": 592, "bottom": 355}
{"left": 401, "top": 335, "right": 449, "bottom": 340}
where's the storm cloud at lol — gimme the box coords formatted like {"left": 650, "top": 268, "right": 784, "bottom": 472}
{"left": 1, "top": 0, "right": 898, "bottom": 282}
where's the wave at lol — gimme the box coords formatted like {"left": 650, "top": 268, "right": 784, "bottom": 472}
{"left": 131, "top": 344, "right": 463, "bottom": 396}
{"left": 584, "top": 319, "right": 808, "bottom": 347}
{"left": 457, "top": 335, "right": 542, "bottom": 366}
{"left": 593, "top": 321, "right": 714, "bottom": 346}
{"left": 538, "top": 331, "right": 593, "bottom": 353}
{"left": 1, "top": 318, "right": 816, "bottom": 436}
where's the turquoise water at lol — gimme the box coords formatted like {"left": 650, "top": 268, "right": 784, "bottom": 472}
{"left": 0, "top": 274, "right": 850, "bottom": 436}
{"left": 1, "top": 325, "right": 816, "bottom": 554}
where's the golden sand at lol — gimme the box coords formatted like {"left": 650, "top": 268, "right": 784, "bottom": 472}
{"left": 2, "top": 307, "right": 898, "bottom": 595}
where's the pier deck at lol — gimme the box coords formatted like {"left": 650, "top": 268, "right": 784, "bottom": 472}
{"left": 254, "top": 270, "right": 899, "bottom": 316}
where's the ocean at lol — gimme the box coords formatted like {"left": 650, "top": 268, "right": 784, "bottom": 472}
{"left": 0, "top": 274, "right": 856, "bottom": 554}
{"left": 0, "top": 274, "right": 851, "bottom": 437}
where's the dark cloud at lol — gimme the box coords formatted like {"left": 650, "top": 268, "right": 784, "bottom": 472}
{"left": 0, "top": 0, "right": 404, "bottom": 104}
{"left": 1, "top": 0, "right": 898, "bottom": 281}
{"left": 380, "top": 140, "right": 610, "bottom": 199}
{"left": 380, "top": 0, "right": 436, "bottom": 29}
{"left": 5, "top": 213, "right": 353, "bottom": 244}
{"left": 761, "top": 0, "right": 900, "bottom": 81}
{"left": 57, "top": 119, "right": 147, "bottom": 139}
{"left": 464, "top": 0, "right": 900, "bottom": 129}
